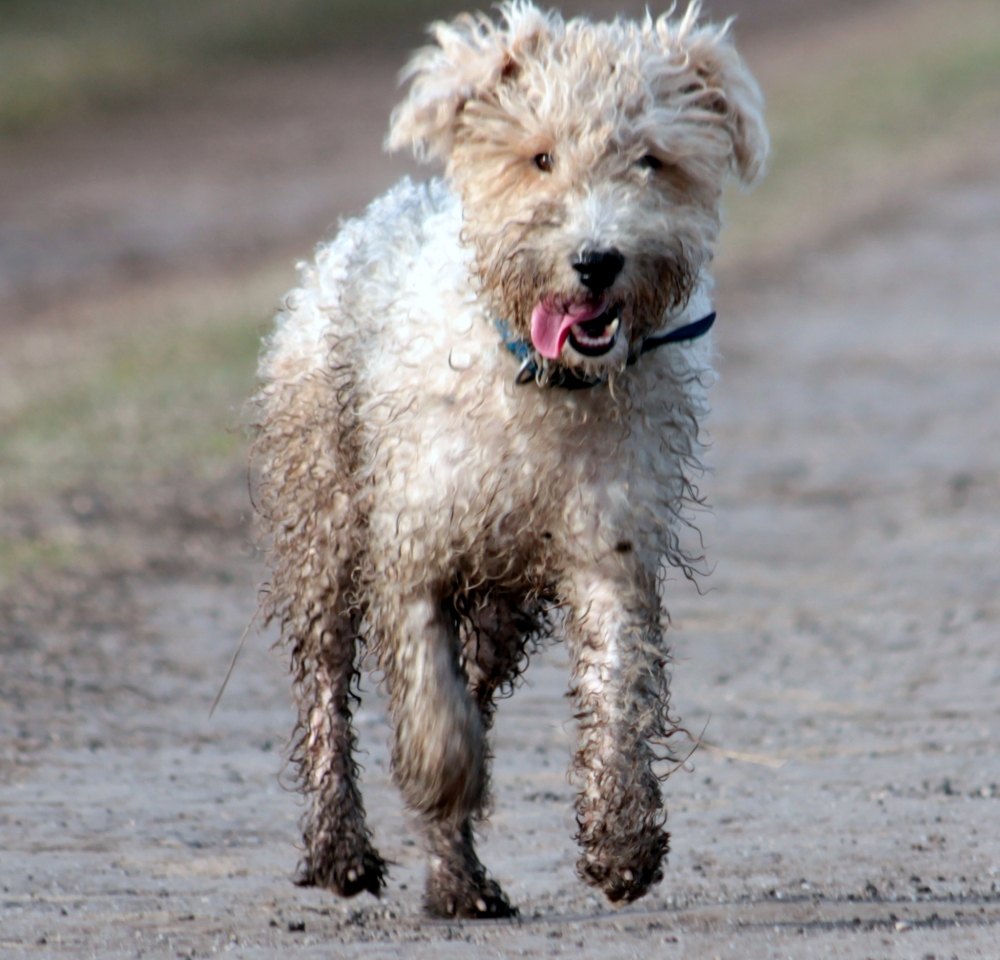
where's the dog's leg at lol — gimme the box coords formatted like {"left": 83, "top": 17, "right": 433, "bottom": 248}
{"left": 383, "top": 595, "right": 515, "bottom": 919}
{"left": 460, "top": 592, "right": 535, "bottom": 730}
{"left": 254, "top": 366, "right": 384, "bottom": 896}
{"left": 291, "top": 611, "right": 387, "bottom": 897}
{"left": 564, "top": 562, "right": 673, "bottom": 903}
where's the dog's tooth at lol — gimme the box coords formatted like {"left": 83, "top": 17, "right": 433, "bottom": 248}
{"left": 475, "top": 897, "right": 488, "bottom": 912}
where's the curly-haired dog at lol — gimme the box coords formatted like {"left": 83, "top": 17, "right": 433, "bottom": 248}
{"left": 252, "top": 1, "right": 766, "bottom": 919}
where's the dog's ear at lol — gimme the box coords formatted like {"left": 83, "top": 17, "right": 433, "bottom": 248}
{"left": 387, "top": 3, "right": 553, "bottom": 164}
{"left": 692, "top": 34, "right": 769, "bottom": 186}
{"left": 653, "top": 8, "right": 769, "bottom": 187}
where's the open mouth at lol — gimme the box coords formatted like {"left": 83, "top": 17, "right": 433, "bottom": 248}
{"left": 567, "top": 306, "right": 621, "bottom": 357}
{"left": 530, "top": 296, "right": 622, "bottom": 360}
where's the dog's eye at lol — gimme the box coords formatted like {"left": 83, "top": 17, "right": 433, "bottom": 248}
{"left": 534, "top": 153, "right": 554, "bottom": 173}
{"left": 638, "top": 155, "right": 663, "bottom": 171}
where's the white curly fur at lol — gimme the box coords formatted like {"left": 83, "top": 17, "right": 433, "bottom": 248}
{"left": 252, "top": 0, "right": 766, "bottom": 919}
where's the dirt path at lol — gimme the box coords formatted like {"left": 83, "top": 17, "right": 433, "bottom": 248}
{"left": 3, "top": 2, "right": 1000, "bottom": 957}
{"left": 2, "top": 157, "right": 1000, "bottom": 960}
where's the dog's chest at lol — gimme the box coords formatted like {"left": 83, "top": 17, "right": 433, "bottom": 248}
{"left": 313, "top": 178, "right": 710, "bottom": 551}
{"left": 362, "top": 310, "right": 694, "bottom": 550}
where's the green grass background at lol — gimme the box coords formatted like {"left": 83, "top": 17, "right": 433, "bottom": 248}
{"left": 0, "top": 307, "right": 265, "bottom": 582}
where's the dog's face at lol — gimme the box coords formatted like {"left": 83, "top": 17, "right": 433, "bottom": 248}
{"left": 389, "top": 2, "right": 767, "bottom": 376}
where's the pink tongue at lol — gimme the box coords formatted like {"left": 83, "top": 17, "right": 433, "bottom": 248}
{"left": 530, "top": 299, "right": 607, "bottom": 359}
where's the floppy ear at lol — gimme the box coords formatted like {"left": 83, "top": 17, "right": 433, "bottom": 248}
{"left": 386, "top": 3, "right": 553, "bottom": 164}
{"left": 694, "top": 34, "right": 769, "bottom": 186}
{"left": 655, "top": 6, "right": 769, "bottom": 187}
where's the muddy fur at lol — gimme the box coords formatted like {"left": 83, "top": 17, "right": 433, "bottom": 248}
{"left": 251, "top": 1, "right": 766, "bottom": 919}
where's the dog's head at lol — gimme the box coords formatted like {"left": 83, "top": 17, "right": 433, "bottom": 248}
{"left": 388, "top": 1, "right": 767, "bottom": 378}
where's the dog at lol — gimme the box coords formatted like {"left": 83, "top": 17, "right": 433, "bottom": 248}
{"left": 251, "top": 0, "right": 766, "bottom": 919}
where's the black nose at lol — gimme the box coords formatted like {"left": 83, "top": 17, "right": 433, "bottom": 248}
{"left": 572, "top": 249, "right": 625, "bottom": 295}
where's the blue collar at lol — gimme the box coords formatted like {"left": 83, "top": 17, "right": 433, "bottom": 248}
{"left": 495, "top": 311, "right": 716, "bottom": 390}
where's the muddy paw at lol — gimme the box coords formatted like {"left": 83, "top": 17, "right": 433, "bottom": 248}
{"left": 596, "top": 860, "right": 663, "bottom": 903}
{"left": 296, "top": 844, "right": 387, "bottom": 898}
{"left": 578, "top": 836, "right": 668, "bottom": 904}
{"left": 425, "top": 874, "right": 517, "bottom": 919}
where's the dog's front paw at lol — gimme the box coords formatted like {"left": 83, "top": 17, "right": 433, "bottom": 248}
{"left": 582, "top": 857, "right": 663, "bottom": 903}
{"left": 425, "top": 867, "right": 517, "bottom": 919}
{"left": 295, "top": 843, "right": 387, "bottom": 898}
{"left": 577, "top": 828, "right": 669, "bottom": 903}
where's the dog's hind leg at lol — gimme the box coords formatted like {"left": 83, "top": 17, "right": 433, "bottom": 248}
{"left": 290, "top": 604, "right": 387, "bottom": 897}
{"left": 563, "top": 561, "right": 674, "bottom": 904}
{"left": 381, "top": 593, "right": 515, "bottom": 919}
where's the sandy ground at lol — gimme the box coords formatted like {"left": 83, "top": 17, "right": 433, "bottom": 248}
{"left": 2, "top": 2, "right": 1000, "bottom": 957}
{"left": 5, "top": 164, "right": 1000, "bottom": 960}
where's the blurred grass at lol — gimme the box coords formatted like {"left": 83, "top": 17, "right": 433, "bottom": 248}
{"left": 0, "top": 301, "right": 266, "bottom": 585}
{"left": 0, "top": 0, "right": 464, "bottom": 135}
{"left": 1, "top": 317, "right": 261, "bottom": 493}
{"left": 721, "top": 0, "right": 1000, "bottom": 263}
